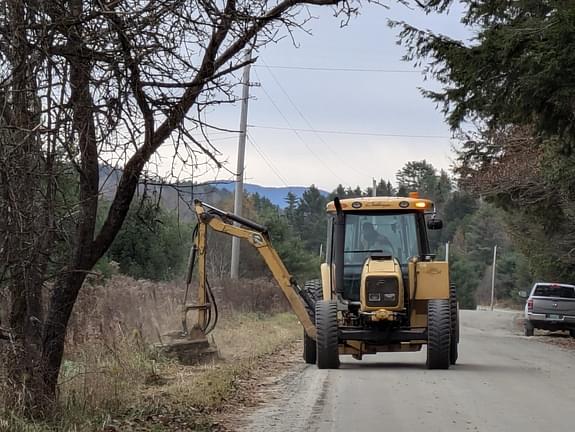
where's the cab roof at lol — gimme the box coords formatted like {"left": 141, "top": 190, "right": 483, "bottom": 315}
{"left": 326, "top": 196, "right": 434, "bottom": 213}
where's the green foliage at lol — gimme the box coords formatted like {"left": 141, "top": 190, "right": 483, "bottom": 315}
{"left": 397, "top": 1, "right": 575, "bottom": 148}
{"left": 449, "top": 251, "right": 480, "bottom": 309}
{"left": 396, "top": 160, "right": 438, "bottom": 198}
{"left": 496, "top": 251, "right": 532, "bottom": 301}
{"left": 249, "top": 192, "right": 320, "bottom": 280}
{"left": 103, "top": 198, "right": 192, "bottom": 281}
{"left": 294, "top": 185, "right": 328, "bottom": 255}
{"left": 448, "top": 202, "right": 534, "bottom": 306}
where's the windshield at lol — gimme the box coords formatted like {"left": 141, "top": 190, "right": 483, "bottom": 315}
{"left": 341, "top": 212, "right": 421, "bottom": 300}
{"left": 344, "top": 213, "right": 420, "bottom": 265}
{"left": 533, "top": 284, "right": 575, "bottom": 298}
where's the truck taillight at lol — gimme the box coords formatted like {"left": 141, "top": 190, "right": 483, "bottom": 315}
{"left": 527, "top": 299, "right": 533, "bottom": 312}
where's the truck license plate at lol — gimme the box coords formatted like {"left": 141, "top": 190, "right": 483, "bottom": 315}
{"left": 548, "top": 314, "right": 560, "bottom": 320}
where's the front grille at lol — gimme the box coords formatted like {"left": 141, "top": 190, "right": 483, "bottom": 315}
{"left": 365, "top": 276, "right": 399, "bottom": 308}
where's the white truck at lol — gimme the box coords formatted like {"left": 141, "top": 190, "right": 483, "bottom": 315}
{"left": 523, "top": 283, "right": 575, "bottom": 337}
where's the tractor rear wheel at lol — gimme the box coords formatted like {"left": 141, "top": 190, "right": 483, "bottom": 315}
{"left": 315, "top": 300, "right": 340, "bottom": 369}
{"left": 303, "top": 279, "right": 323, "bottom": 318}
{"left": 427, "top": 299, "right": 451, "bottom": 370}
{"left": 303, "top": 330, "right": 316, "bottom": 364}
{"left": 449, "top": 285, "right": 459, "bottom": 365}
{"left": 302, "top": 280, "right": 323, "bottom": 364}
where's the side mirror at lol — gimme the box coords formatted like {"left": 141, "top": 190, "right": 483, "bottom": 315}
{"left": 427, "top": 218, "right": 443, "bottom": 230}
{"left": 518, "top": 290, "right": 528, "bottom": 299}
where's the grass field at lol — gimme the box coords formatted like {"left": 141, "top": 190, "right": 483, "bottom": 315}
{"left": 0, "top": 275, "right": 301, "bottom": 432}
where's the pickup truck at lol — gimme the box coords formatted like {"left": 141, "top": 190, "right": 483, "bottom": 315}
{"left": 523, "top": 283, "right": 575, "bottom": 337}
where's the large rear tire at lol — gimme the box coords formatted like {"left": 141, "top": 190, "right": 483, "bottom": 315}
{"left": 449, "top": 285, "right": 459, "bottom": 365}
{"left": 315, "top": 300, "right": 340, "bottom": 369}
{"left": 427, "top": 299, "right": 451, "bottom": 370}
{"left": 303, "top": 330, "right": 316, "bottom": 364}
{"left": 303, "top": 279, "right": 323, "bottom": 317}
{"left": 302, "top": 280, "right": 323, "bottom": 364}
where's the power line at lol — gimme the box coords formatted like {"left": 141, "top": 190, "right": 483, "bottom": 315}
{"left": 253, "top": 65, "right": 421, "bottom": 73}
{"left": 261, "top": 60, "right": 372, "bottom": 182}
{"left": 248, "top": 124, "right": 452, "bottom": 140}
{"left": 246, "top": 134, "right": 290, "bottom": 187}
{"left": 254, "top": 71, "right": 349, "bottom": 185}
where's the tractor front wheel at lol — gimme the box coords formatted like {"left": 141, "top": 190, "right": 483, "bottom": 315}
{"left": 315, "top": 300, "right": 340, "bottom": 369}
{"left": 427, "top": 299, "right": 451, "bottom": 370}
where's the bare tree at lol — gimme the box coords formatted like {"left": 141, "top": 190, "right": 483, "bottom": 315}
{"left": 0, "top": 0, "right": 383, "bottom": 415}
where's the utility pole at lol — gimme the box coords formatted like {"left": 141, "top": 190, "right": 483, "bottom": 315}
{"left": 490, "top": 245, "right": 497, "bottom": 311}
{"left": 445, "top": 242, "right": 450, "bottom": 263}
{"left": 372, "top": 178, "right": 377, "bottom": 197}
{"left": 230, "top": 50, "right": 252, "bottom": 279}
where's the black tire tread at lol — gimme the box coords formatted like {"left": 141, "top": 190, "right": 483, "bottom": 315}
{"left": 427, "top": 299, "right": 451, "bottom": 370}
{"left": 303, "top": 279, "right": 323, "bottom": 319}
{"left": 302, "top": 279, "right": 323, "bottom": 364}
{"left": 449, "top": 284, "right": 459, "bottom": 365}
{"left": 303, "top": 330, "right": 316, "bottom": 364}
{"left": 315, "top": 300, "right": 340, "bottom": 369}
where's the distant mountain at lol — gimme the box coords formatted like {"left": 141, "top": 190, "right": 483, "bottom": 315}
{"left": 213, "top": 182, "right": 329, "bottom": 207}
{"left": 98, "top": 167, "right": 329, "bottom": 218}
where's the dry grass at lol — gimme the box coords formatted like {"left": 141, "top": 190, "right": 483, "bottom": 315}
{"left": 0, "top": 276, "right": 301, "bottom": 432}
{"left": 127, "top": 312, "right": 301, "bottom": 427}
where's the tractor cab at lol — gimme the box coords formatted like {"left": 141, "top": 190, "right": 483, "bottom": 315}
{"left": 324, "top": 196, "right": 442, "bottom": 317}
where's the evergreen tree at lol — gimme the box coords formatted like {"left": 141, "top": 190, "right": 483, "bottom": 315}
{"left": 296, "top": 185, "right": 328, "bottom": 254}
{"left": 397, "top": 1, "right": 575, "bottom": 149}
{"left": 376, "top": 179, "right": 395, "bottom": 196}
{"left": 435, "top": 170, "right": 452, "bottom": 207}
{"left": 396, "top": 184, "right": 409, "bottom": 197}
{"left": 105, "top": 198, "right": 192, "bottom": 281}
{"left": 328, "top": 184, "right": 348, "bottom": 200}
{"left": 284, "top": 192, "right": 298, "bottom": 228}
{"left": 396, "top": 160, "right": 438, "bottom": 199}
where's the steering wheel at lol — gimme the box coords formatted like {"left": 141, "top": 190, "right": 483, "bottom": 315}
{"left": 377, "top": 238, "right": 396, "bottom": 257}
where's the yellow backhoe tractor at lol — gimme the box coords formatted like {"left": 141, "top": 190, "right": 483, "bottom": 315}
{"left": 305, "top": 194, "right": 458, "bottom": 369}
{"left": 164, "top": 195, "right": 458, "bottom": 370}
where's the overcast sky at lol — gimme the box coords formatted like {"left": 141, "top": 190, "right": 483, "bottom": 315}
{"left": 171, "top": 2, "right": 472, "bottom": 192}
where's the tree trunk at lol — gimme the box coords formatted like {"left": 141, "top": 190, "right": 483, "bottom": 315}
{"left": 0, "top": 0, "right": 52, "bottom": 415}
{"left": 39, "top": 0, "right": 100, "bottom": 403}
{"left": 41, "top": 270, "right": 93, "bottom": 402}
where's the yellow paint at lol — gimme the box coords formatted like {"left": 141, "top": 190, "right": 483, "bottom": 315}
{"left": 326, "top": 196, "right": 433, "bottom": 213}
{"left": 414, "top": 261, "right": 450, "bottom": 300}
{"left": 408, "top": 258, "right": 417, "bottom": 299}
{"left": 360, "top": 257, "right": 404, "bottom": 312}
{"left": 194, "top": 201, "right": 317, "bottom": 339}
{"left": 320, "top": 262, "right": 332, "bottom": 301}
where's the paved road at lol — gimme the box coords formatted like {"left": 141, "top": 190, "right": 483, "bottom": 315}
{"left": 240, "top": 310, "right": 575, "bottom": 432}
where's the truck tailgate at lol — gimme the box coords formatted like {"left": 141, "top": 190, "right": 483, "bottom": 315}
{"left": 532, "top": 297, "right": 575, "bottom": 316}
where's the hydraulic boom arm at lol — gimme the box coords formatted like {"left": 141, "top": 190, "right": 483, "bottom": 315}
{"left": 187, "top": 200, "right": 317, "bottom": 339}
